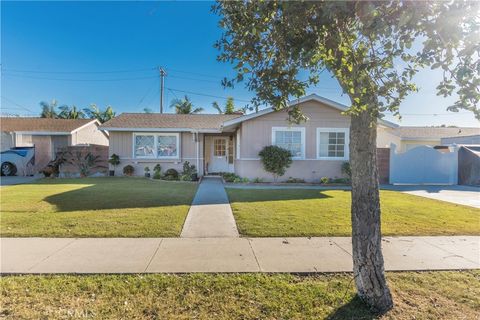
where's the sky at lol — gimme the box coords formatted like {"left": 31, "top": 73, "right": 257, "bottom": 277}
{"left": 1, "top": 1, "right": 478, "bottom": 127}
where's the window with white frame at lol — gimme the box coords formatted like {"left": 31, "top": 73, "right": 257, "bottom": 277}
{"left": 317, "top": 128, "right": 349, "bottom": 160}
{"left": 134, "top": 133, "right": 179, "bottom": 159}
{"left": 272, "top": 127, "right": 305, "bottom": 159}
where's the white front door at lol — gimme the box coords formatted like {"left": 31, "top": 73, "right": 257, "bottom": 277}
{"left": 210, "top": 137, "right": 231, "bottom": 173}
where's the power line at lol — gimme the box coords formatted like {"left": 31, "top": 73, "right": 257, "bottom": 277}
{"left": 2, "top": 67, "right": 156, "bottom": 74}
{"left": 2, "top": 73, "right": 158, "bottom": 82}
{"left": 1, "top": 96, "right": 36, "bottom": 113}
{"left": 166, "top": 87, "right": 251, "bottom": 103}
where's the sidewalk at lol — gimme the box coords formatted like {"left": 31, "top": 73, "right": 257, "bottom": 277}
{"left": 181, "top": 177, "right": 239, "bottom": 238}
{"left": 1, "top": 236, "right": 478, "bottom": 274}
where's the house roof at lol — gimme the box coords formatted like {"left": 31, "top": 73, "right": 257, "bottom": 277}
{"left": 100, "top": 113, "right": 242, "bottom": 132}
{"left": 391, "top": 126, "right": 480, "bottom": 140}
{"left": 222, "top": 94, "right": 399, "bottom": 128}
{"left": 0, "top": 117, "right": 98, "bottom": 134}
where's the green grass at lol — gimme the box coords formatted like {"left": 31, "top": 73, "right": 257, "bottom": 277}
{"left": 1, "top": 271, "right": 478, "bottom": 319}
{"left": 0, "top": 177, "right": 197, "bottom": 237}
{"left": 227, "top": 188, "right": 480, "bottom": 237}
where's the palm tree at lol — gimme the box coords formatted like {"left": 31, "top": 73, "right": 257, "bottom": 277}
{"left": 212, "top": 97, "right": 240, "bottom": 114}
{"left": 170, "top": 96, "right": 203, "bottom": 114}
{"left": 83, "top": 104, "right": 116, "bottom": 123}
{"left": 58, "top": 105, "right": 85, "bottom": 119}
{"left": 39, "top": 100, "right": 59, "bottom": 118}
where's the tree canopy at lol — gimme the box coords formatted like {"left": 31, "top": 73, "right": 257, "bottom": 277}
{"left": 215, "top": 1, "right": 479, "bottom": 123}
{"left": 170, "top": 96, "right": 204, "bottom": 114}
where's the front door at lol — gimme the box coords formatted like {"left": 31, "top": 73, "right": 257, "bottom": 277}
{"left": 210, "top": 137, "right": 231, "bottom": 173}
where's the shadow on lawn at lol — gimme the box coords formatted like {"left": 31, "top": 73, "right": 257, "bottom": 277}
{"left": 327, "top": 296, "right": 379, "bottom": 320}
{"left": 226, "top": 188, "right": 340, "bottom": 203}
{"left": 40, "top": 177, "right": 195, "bottom": 212}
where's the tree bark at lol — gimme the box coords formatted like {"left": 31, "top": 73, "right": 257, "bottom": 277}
{"left": 350, "top": 110, "right": 393, "bottom": 313}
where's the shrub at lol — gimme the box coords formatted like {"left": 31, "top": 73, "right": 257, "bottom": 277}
{"left": 341, "top": 162, "right": 351, "bottom": 179}
{"left": 258, "top": 145, "right": 292, "bottom": 181}
{"left": 68, "top": 151, "right": 105, "bottom": 177}
{"left": 108, "top": 154, "right": 120, "bottom": 169}
{"left": 221, "top": 172, "right": 240, "bottom": 182}
{"left": 320, "top": 176, "right": 330, "bottom": 184}
{"left": 153, "top": 171, "right": 162, "bottom": 179}
{"left": 286, "top": 177, "right": 305, "bottom": 183}
{"left": 123, "top": 165, "right": 135, "bottom": 176}
{"left": 163, "top": 168, "right": 179, "bottom": 180}
{"left": 41, "top": 151, "right": 68, "bottom": 177}
{"left": 181, "top": 161, "right": 197, "bottom": 181}
{"left": 252, "top": 177, "right": 264, "bottom": 183}
{"left": 233, "top": 177, "right": 249, "bottom": 183}
{"left": 331, "top": 177, "right": 349, "bottom": 184}
{"left": 144, "top": 166, "right": 151, "bottom": 178}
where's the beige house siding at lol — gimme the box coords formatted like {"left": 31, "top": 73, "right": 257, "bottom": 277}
{"left": 234, "top": 100, "right": 350, "bottom": 182}
{"left": 376, "top": 127, "right": 401, "bottom": 149}
{"left": 235, "top": 159, "right": 343, "bottom": 182}
{"left": 71, "top": 122, "right": 109, "bottom": 146}
{"left": 108, "top": 131, "right": 204, "bottom": 176}
{"left": 238, "top": 100, "right": 351, "bottom": 159}
{"left": 1, "top": 132, "right": 14, "bottom": 151}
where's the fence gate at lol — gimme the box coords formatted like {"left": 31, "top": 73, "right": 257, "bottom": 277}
{"left": 389, "top": 144, "right": 458, "bottom": 185}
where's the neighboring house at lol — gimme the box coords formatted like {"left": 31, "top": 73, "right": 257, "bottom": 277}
{"left": 378, "top": 126, "right": 480, "bottom": 152}
{"left": 0, "top": 117, "right": 109, "bottom": 174}
{"left": 101, "top": 94, "right": 397, "bottom": 182}
{"left": 441, "top": 134, "right": 480, "bottom": 145}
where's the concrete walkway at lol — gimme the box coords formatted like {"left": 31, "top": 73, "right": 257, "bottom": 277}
{"left": 384, "top": 185, "right": 480, "bottom": 208}
{"left": 180, "top": 177, "right": 239, "bottom": 238}
{"left": 1, "top": 236, "right": 478, "bottom": 274}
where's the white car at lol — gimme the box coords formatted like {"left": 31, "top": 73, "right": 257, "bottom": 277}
{"left": 0, "top": 147, "right": 35, "bottom": 176}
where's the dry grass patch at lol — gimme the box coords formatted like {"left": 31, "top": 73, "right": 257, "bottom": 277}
{"left": 0, "top": 271, "right": 478, "bottom": 319}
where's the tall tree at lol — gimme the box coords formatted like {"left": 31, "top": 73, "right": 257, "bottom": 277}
{"left": 215, "top": 1, "right": 479, "bottom": 312}
{"left": 83, "top": 104, "right": 116, "bottom": 123}
{"left": 58, "top": 105, "right": 85, "bottom": 119}
{"left": 39, "top": 100, "right": 59, "bottom": 118}
{"left": 212, "top": 97, "right": 236, "bottom": 114}
{"left": 170, "top": 96, "right": 204, "bottom": 114}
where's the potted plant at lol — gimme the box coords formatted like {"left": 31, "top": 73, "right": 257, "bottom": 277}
{"left": 108, "top": 154, "right": 120, "bottom": 176}
{"left": 144, "top": 166, "right": 151, "bottom": 178}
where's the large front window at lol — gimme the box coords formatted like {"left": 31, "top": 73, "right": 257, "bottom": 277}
{"left": 317, "top": 128, "right": 349, "bottom": 160}
{"left": 134, "top": 133, "right": 179, "bottom": 159}
{"left": 272, "top": 127, "right": 305, "bottom": 159}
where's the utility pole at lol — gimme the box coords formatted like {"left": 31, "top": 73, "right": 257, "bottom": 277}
{"left": 158, "top": 66, "right": 167, "bottom": 113}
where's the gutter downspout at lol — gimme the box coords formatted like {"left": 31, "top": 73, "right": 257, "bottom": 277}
{"left": 193, "top": 130, "right": 200, "bottom": 176}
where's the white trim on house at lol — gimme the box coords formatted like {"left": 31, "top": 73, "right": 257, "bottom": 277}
{"left": 316, "top": 128, "right": 350, "bottom": 161}
{"left": 14, "top": 131, "right": 71, "bottom": 135}
{"left": 271, "top": 126, "right": 306, "bottom": 160}
{"left": 132, "top": 132, "right": 181, "bottom": 160}
{"left": 103, "top": 127, "right": 221, "bottom": 133}
{"left": 236, "top": 130, "right": 241, "bottom": 160}
{"left": 222, "top": 94, "right": 399, "bottom": 129}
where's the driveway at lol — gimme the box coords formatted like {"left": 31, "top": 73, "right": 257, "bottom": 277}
{"left": 385, "top": 185, "right": 480, "bottom": 208}
{"left": 0, "top": 176, "right": 39, "bottom": 186}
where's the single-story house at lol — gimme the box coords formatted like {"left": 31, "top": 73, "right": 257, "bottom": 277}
{"left": 100, "top": 94, "right": 397, "bottom": 182}
{"left": 378, "top": 126, "right": 480, "bottom": 152}
{"left": 441, "top": 134, "right": 480, "bottom": 145}
{"left": 1, "top": 117, "right": 109, "bottom": 173}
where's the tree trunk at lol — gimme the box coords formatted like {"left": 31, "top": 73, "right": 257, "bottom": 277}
{"left": 350, "top": 110, "right": 393, "bottom": 313}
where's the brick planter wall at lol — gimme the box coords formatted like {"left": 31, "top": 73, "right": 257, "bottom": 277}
{"left": 377, "top": 148, "right": 390, "bottom": 184}
{"left": 57, "top": 145, "right": 109, "bottom": 177}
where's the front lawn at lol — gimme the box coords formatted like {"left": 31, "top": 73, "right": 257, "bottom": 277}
{"left": 1, "top": 271, "right": 478, "bottom": 319}
{"left": 0, "top": 178, "right": 197, "bottom": 237}
{"left": 227, "top": 188, "right": 480, "bottom": 237}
